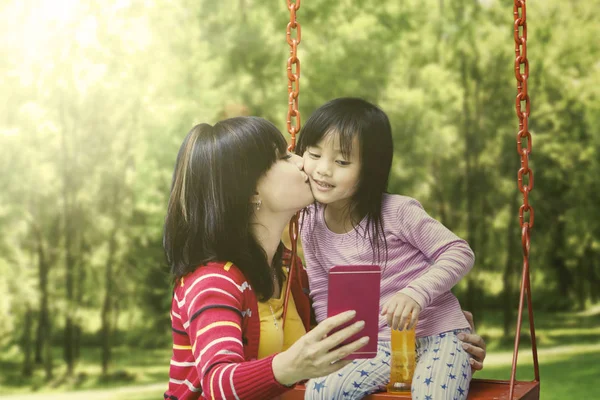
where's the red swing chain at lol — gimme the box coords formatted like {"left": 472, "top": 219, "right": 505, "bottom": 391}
{"left": 510, "top": 0, "right": 540, "bottom": 398}
{"left": 282, "top": 0, "right": 302, "bottom": 329}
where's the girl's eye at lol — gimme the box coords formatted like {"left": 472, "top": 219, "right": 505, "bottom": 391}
{"left": 336, "top": 160, "right": 351, "bottom": 166}
{"left": 281, "top": 153, "right": 293, "bottom": 160}
{"left": 308, "top": 151, "right": 321, "bottom": 159}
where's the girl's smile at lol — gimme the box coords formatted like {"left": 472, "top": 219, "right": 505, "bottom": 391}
{"left": 311, "top": 177, "right": 335, "bottom": 191}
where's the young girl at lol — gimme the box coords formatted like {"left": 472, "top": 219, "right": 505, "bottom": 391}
{"left": 297, "top": 98, "right": 475, "bottom": 400}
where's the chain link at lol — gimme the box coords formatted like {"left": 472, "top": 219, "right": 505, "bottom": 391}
{"left": 286, "top": 0, "right": 302, "bottom": 151}
{"left": 282, "top": 0, "right": 302, "bottom": 330}
{"left": 514, "top": 0, "right": 533, "bottom": 230}
{"left": 510, "top": 2, "right": 539, "bottom": 396}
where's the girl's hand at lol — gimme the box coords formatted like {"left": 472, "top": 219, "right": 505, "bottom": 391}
{"left": 381, "top": 292, "right": 421, "bottom": 330}
{"left": 272, "top": 310, "right": 370, "bottom": 386}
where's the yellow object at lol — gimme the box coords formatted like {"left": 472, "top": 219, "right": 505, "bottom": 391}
{"left": 257, "top": 269, "right": 306, "bottom": 359}
{"left": 387, "top": 324, "right": 416, "bottom": 393}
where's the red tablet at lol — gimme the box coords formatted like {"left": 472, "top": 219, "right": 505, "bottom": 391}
{"left": 327, "top": 265, "right": 381, "bottom": 359}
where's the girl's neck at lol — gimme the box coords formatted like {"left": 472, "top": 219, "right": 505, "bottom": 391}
{"left": 323, "top": 201, "right": 362, "bottom": 234}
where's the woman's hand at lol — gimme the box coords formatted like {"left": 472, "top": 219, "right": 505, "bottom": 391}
{"left": 380, "top": 291, "right": 421, "bottom": 330}
{"left": 272, "top": 310, "right": 369, "bottom": 386}
{"left": 458, "top": 310, "right": 487, "bottom": 372}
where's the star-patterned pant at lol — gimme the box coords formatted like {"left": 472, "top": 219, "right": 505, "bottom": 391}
{"left": 304, "top": 329, "right": 472, "bottom": 400}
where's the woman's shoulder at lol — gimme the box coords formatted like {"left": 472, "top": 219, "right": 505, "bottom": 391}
{"left": 178, "top": 261, "right": 252, "bottom": 295}
{"left": 282, "top": 246, "right": 308, "bottom": 276}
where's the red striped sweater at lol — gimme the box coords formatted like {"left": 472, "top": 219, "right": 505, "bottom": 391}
{"left": 165, "top": 251, "right": 311, "bottom": 400}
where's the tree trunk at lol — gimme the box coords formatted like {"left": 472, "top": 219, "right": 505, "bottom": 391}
{"left": 34, "top": 312, "right": 43, "bottom": 364}
{"left": 73, "top": 324, "right": 82, "bottom": 361}
{"left": 73, "top": 237, "right": 86, "bottom": 361}
{"left": 461, "top": 53, "right": 479, "bottom": 316}
{"left": 436, "top": 0, "right": 445, "bottom": 62}
{"left": 581, "top": 244, "right": 596, "bottom": 307}
{"left": 59, "top": 99, "right": 76, "bottom": 375}
{"left": 576, "top": 251, "right": 587, "bottom": 310}
{"left": 44, "top": 318, "right": 53, "bottom": 381}
{"left": 22, "top": 304, "right": 34, "bottom": 377}
{"left": 101, "top": 181, "right": 124, "bottom": 376}
{"left": 503, "top": 194, "right": 520, "bottom": 337}
{"left": 35, "top": 262, "right": 48, "bottom": 365}
{"left": 112, "top": 291, "right": 121, "bottom": 345}
{"left": 432, "top": 160, "right": 449, "bottom": 228}
{"left": 550, "top": 219, "right": 570, "bottom": 301}
{"left": 34, "top": 225, "right": 51, "bottom": 376}
{"left": 63, "top": 225, "right": 75, "bottom": 375}
{"left": 98, "top": 99, "right": 137, "bottom": 376}
{"left": 101, "top": 230, "right": 118, "bottom": 376}
{"left": 589, "top": 249, "right": 600, "bottom": 303}
{"left": 62, "top": 170, "right": 75, "bottom": 375}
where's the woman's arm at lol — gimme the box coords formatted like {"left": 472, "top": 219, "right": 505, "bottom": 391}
{"left": 181, "top": 267, "right": 290, "bottom": 400}
{"left": 458, "top": 310, "right": 487, "bottom": 372}
{"left": 181, "top": 265, "right": 372, "bottom": 399}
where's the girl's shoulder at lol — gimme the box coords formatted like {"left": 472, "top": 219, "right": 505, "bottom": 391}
{"left": 381, "top": 193, "right": 424, "bottom": 215}
{"left": 299, "top": 203, "right": 324, "bottom": 231}
{"left": 300, "top": 202, "right": 323, "bottom": 219}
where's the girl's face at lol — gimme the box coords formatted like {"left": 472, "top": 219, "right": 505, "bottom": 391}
{"left": 255, "top": 151, "right": 314, "bottom": 214}
{"left": 302, "top": 133, "right": 361, "bottom": 208}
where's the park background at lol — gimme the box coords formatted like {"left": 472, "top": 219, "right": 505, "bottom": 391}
{"left": 1, "top": 0, "right": 599, "bottom": 399}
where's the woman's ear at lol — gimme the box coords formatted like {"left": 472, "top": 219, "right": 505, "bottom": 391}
{"left": 250, "top": 192, "right": 262, "bottom": 211}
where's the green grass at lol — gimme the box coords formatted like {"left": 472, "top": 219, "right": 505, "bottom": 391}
{"left": 475, "top": 306, "right": 600, "bottom": 351}
{"left": 0, "top": 347, "right": 168, "bottom": 395}
{"left": 1, "top": 307, "right": 599, "bottom": 399}
{"left": 476, "top": 350, "right": 600, "bottom": 400}
{"left": 469, "top": 306, "right": 600, "bottom": 400}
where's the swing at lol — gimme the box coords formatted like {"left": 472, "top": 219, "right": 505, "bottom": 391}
{"left": 279, "top": 1, "right": 540, "bottom": 399}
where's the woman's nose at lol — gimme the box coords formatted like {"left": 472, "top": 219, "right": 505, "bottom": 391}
{"left": 291, "top": 153, "right": 304, "bottom": 169}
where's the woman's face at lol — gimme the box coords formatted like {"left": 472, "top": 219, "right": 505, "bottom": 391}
{"left": 255, "top": 151, "right": 314, "bottom": 215}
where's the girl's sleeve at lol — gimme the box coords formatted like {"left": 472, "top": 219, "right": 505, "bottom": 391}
{"left": 395, "top": 198, "right": 475, "bottom": 310}
{"left": 299, "top": 210, "right": 329, "bottom": 325}
{"left": 181, "top": 267, "right": 291, "bottom": 400}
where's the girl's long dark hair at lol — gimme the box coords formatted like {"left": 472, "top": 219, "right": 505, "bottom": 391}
{"left": 296, "top": 97, "right": 393, "bottom": 265}
{"left": 163, "top": 116, "right": 288, "bottom": 300}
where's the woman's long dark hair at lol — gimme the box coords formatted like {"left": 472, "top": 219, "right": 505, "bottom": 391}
{"left": 163, "top": 116, "right": 288, "bottom": 300}
{"left": 296, "top": 97, "right": 393, "bottom": 265}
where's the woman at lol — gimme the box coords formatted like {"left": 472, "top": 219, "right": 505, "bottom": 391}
{"left": 162, "top": 116, "right": 486, "bottom": 400}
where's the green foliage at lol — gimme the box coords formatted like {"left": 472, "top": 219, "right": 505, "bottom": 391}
{"left": 0, "top": 0, "right": 599, "bottom": 388}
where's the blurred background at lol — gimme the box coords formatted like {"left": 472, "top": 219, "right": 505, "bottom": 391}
{"left": 1, "top": 0, "right": 599, "bottom": 399}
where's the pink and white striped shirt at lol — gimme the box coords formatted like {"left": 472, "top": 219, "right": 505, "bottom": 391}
{"left": 300, "top": 194, "right": 475, "bottom": 341}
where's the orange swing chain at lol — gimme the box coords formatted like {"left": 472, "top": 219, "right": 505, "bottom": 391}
{"left": 282, "top": 0, "right": 302, "bottom": 329}
{"left": 510, "top": 0, "right": 540, "bottom": 398}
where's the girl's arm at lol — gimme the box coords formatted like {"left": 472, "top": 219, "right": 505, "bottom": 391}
{"left": 181, "top": 267, "right": 291, "bottom": 400}
{"left": 396, "top": 198, "right": 475, "bottom": 310}
{"left": 299, "top": 229, "right": 329, "bottom": 325}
